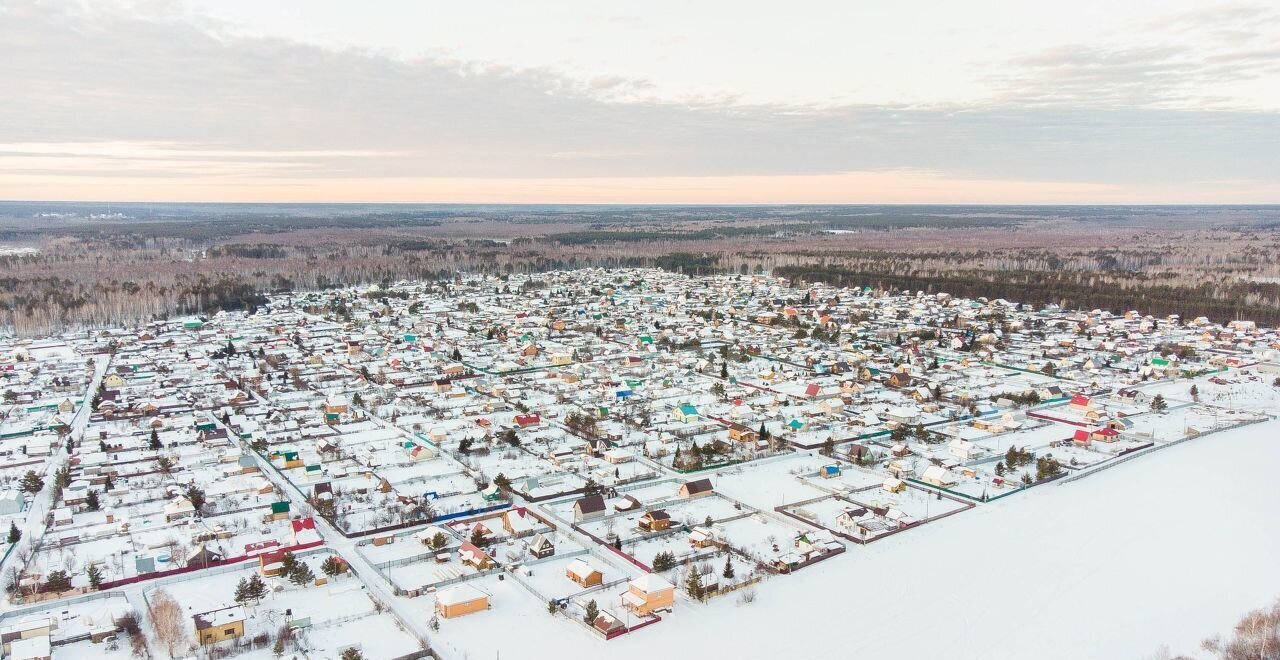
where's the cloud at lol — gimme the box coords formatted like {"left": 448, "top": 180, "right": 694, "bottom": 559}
{"left": 991, "top": 3, "right": 1280, "bottom": 109}
{"left": 0, "top": 0, "right": 1276, "bottom": 200}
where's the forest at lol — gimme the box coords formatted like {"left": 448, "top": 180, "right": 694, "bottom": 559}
{"left": 0, "top": 203, "right": 1277, "bottom": 335}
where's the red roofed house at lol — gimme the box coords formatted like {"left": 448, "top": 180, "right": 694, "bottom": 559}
{"left": 291, "top": 517, "right": 320, "bottom": 544}
{"left": 804, "top": 383, "right": 821, "bottom": 398}
{"left": 459, "top": 541, "right": 495, "bottom": 570}
{"left": 514, "top": 413, "right": 541, "bottom": 428}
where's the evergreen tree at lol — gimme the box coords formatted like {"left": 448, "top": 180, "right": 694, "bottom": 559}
{"left": 44, "top": 570, "right": 72, "bottom": 593}
{"left": 288, "top": 562, "right": 315, "bottom": 586}
{"left": 85, "top": 489, "right": 100, "bottom": 511}
{"left": 247, "top": 574, "right": 268, "bottom": 602}
{"left": 583, "top": 599, "right": 599, "bottom": 624}
{"left": 149, "top": 428, "right": 162, "bottom": 451}
{"left": 722, "top": 555, "right": 735, "bottom": 579}
{"left": 321, "top": 556, "right": 346, "bottom": 577}
{"left": 19, "top": 470, "right": 43, "bottom": 494}
{"left": 1151, "top": 394, "right": 1168, "bottom": 412}
{"left": 685, "top": 569, "right": 704, "bottom": 600}
{"left": 7, "top": 521, "right": 21, "bottom": 544}
{"left": 234, "top": 577, "right": 251, "bottom": 605}
{"left": 87, "top": 563, "right": 104, "bottom": 590}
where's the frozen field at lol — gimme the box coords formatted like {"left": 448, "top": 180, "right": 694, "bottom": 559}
{"left": 439, "top": 418, "right": 1280, "bottom": 660}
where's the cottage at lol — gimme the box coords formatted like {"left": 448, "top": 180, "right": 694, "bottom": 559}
{"left": 639, "top": 509, "right": 672, "bottom": 532}
{"left": 435, "top": 584, "right": 490, "bottom": 619}
{"left": 573, "top": 495, "right": 607, "bottom": 522}
{"left": 528, "top": 533, "right": 556, "bottom": 559}
{"left": 565, "top": 558, "right": 604, "bottom": 586}
{"left": 678, "top": 478, "right": 714, "bottom": 499}
{"left": 459, "top": 541, "right": 495, "bottom": 570}
{"left": 620, "top": 573, "right": 675, "bottom": 616}
{"left": 193, "top": 606, "right": 245, "bottom": 646}
{"left": 920, "top": 464, "right": 957, "bottom": 487}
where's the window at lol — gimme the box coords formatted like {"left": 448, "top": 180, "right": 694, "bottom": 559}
{"left": 225, "top": 627, "right": 237, "bottom": 636}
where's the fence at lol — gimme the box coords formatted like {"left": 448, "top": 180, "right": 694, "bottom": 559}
{"left": 1057, "top": 416, "right": 1269, "bottom": 485}
{"left": 96, "top": 539, "right": 325, "bottom": 591}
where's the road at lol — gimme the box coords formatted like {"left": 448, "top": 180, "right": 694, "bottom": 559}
{"left": 0, "top": 353, "right": 110, "bottom": 604}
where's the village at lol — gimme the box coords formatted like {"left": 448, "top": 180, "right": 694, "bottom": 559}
{"left": 0, "top": 267, "right": 1277, "bottom": 660}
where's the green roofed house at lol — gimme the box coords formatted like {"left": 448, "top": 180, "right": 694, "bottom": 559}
{"left": 270, "top": 501, "right": 290, "bottom": 515}
{"left": 183, "top": 320, "right": 204, "bottom": 330}
{"left": 673, "top": 403, "right": 700, "bottom": 424}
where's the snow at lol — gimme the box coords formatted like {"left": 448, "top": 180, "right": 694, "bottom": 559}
{"left": 437, "top": 419, "right": 1280, "bottom": 660}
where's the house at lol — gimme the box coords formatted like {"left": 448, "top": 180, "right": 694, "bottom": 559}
{"left": 0, "top": 488, "right": 24, "bottom": 515}
{"left": 672, "top": 403, "right": 700, "bottom": 423}
{"left": 528, "top": 533, "right": 555, "bottom": 559}
{"left": 726, "top": 422, "right": 759, "bottom": 443}
{"left": 688, "top": 526, "right": 719, "bottom": 548}
{"left": 502, "top": 507, "right": 536, "bottom": 536}
{"left": 678, "top": 478, "right": 714, "bottom": 498}
{"left": 291, "top": 516, "right": 320, "bottom": 544}
{"left": 435, "top": 584, "right": 490, "bottom": 619}
{"left": 573, "top": 495, "right": 607, "bottom": 522}
{"left": 565, "top": 558, "right": 603, "bottom": 586}
{"left": 920, "top": 464, "right": 957, "bottom": 487}
{"left": 620, "top": 573, "right": 675, "bottom": 616}
{"left": 459, "top": 541, "right": 495, "bottom": 570}
{"left": 947, "top": 438, "right": 980, "bottom": 461}
{"left": 514, "top": 413, "right": 541, "bottom": 428}
{"left": 593, "top": 611, "right": 626, "bottom": 636}
{"left": 887, "top": 372, "right": 913, "bottom": 388}
{"left": 193, "top": 606, "right": 245, "bottom": 646}
{"left": 0, "top": 617, "right": 56, "bottom": 656}
{"left": 7, "top": 635, "right": 50, "bottom": 660}
{"left": 882, "top": 477, "right": 906, "bottom": 493}
{"left": 638, "top": 509, "right": 671, "bottom": 532}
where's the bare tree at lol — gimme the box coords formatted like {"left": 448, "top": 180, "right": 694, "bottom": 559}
{"left": 149, "top": 589, "right": 188, "bottom": 657}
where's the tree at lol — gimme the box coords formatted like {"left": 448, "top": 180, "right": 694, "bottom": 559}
{"left": 429, "top": 532, "right": 448, "bottom": 551}
{"left": 994, "top": 461, "right": 1006, "bottom": 477}
{"left": 1041, "top": 362, "right": 1057, "bottom": 376}
{"left": 1189, "top": 384, "right": 1199, "bottom": 401}
{"left": 501, "top": 429, "right": 519, "bottom": 447}
{"left": 288, "top": 562, "right": 315, "bottom": 586}
{"left": 583, "top": 599, "right": 599, "bottom": 624}
{"left": 8, "top": 521, "right": 21, "bottom": 544}
{"left": 470, "top": 526, "right": 489, "bottom": 548}
{"left": 685, "top": 568, "right": 705, "bottom": 600}
{"left": 652, "top": 551, "right": 676, "bottom": 572}
{"left": 548, "top": 599, "right": 558, "bottom": 615}
{"left": 150, "top": 589, "right": 185, "bottom": 655}
{"left": 149, "top": 428, "right": 162, "bottom": 451}
{"left": 234, "top": 577, "right": 251, "bottom": 605}
{"left": 44, "top": 569, "right": 71, "bottom": 592}
{"left": 722, "top": 555, "right": 735, "bottom": 579}
{"left": 279, "top": 552, "right": 299, "bottom": 576}
{"left": 321, "top": 555, "right": 346, "bottom": 577}
{"left": 340, "top": 649, "right": 365, "bottom": 660}
{"left": 156, "top": 456, "right": 174, "bottom": 474}
{"left": 19, "top": 470, "right": 43, "bottom": 494}
{"left": 821, "top": 438, "right": 834, "bottom": 456}
{"left": 86, "top": 563, "right": 103, "bottom": 590}
{"left": 493, "top": 473, "right": 511, "bottom": 492}
{"left": 1151, "top": 394, "right": 1168, "bottom": 412}
{"left": 86, "top": 489, "right": 101, "bottom": 511}
{"left": 185, "top": 484, "right": 207, "bottom": 512}
{"left": 457, "top": 437, "right": 474, "bottom": 454}
{"left": 581, "top": 478, "right": 601, "bottom": 497}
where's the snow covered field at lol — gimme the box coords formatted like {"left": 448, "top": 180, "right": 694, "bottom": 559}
{"left": 446, "top": 419, "right": 1280, "bottom": 660}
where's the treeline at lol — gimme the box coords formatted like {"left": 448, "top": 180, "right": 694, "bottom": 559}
{"left": 774, "top": 264, "right": 1280, "bottom": 325}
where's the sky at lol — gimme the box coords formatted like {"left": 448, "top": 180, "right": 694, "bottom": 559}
{"left": 0, "top": 0, "right": 1278, "bottom": 203}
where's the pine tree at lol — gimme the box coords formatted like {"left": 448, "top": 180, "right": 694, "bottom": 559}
{"left": 87, "top": 563, "right": 104, "bottom": 590}
{"left": 85, "top": 489, "right": 100, "bottom": 511}
{"left": 685, "top": 569, "right": 704, "bottom": 600}
{"left": 7, "top": 521, "right": 20, "bottom": 543}
{"left": 321, "top": 555, "right": 346, "bottom": 577}
{"left": 19, "top": 470, "right": 43, "bottom": 494}
{"left": 149, "top": 428, "right": 161, "bottom": 451}
{"left": 234, "top": 578, "right": 251, "bottom": 605}
{"left": 288, "top": 562, "right": 315, "bottom": 586}
{"left": 583, "top": 599, "right": 599, "bottom": 624}
{"left": 247, "top": 574, "right": 268, "bottom": 602}
{"left": 722, "top": 556, "right": 735, "bottom": 579}
{"left": 1151, "top": 394, "right": 1168, "bottom": 412}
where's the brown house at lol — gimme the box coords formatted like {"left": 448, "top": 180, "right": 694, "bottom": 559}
{"left": 638, "top": 510, "right": 672, "bottom": 532}
{"left": 678, "top": 478, "right": 714, "bottom": 499}
{"left": 193, "top": 606, "right": 245, "bottom": 646}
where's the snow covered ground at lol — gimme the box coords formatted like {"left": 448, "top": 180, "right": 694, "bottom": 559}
{"left": 445, "top": 418, "right": 1280, "bottom": 660}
